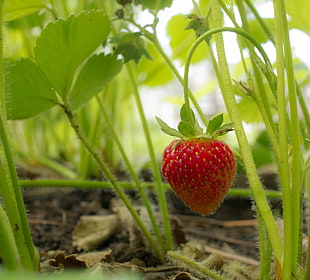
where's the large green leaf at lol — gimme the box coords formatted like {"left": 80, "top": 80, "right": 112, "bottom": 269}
{"left": 69, "top": 53, "right": 122, "bottom": 111}
{"left": 34, "top": 10, "right": 110, "bottom": 97}
{"left": 286, "top": 0, "right": 310, "bottom": 34}
{"left": 167, "top": 14, "right": 209, "bottom": 64}
{"left": 4, "top": 0, "right": 45, "bottom": 22}
{"left": 6, "top": 58, "right": 58, "bottom": 120}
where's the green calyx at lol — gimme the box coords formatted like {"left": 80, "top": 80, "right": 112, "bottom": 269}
{"left": 156, "top": 104, "right": 234, "bottom": 139}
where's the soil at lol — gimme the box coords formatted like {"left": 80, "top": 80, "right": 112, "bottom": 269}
{"left": 20, "top": 167, "right": 281, "bottom": 279}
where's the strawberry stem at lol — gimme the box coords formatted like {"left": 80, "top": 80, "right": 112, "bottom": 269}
{"left": 95, "top": 94, "right": 165, "bottom": 255}
{"left": 209, "top": 0, "right": 283, "bottom": 266}
{"left": 125, "top": 62, "right": 174, "bottom": 252}
{"left": 168, "top": 251, "right": 229, "bottom": 280}
{"left": 62, "top": 103, "right": 165, "bottom": 263}
{"left": 274, "top": 0, "right": 302, "bottom": 277}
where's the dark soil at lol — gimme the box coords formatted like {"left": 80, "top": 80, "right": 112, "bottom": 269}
{"left": 20, "top": 168, "right": 281, "bottom": 279}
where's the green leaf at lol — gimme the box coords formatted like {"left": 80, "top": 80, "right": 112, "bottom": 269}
{"left": 34, "top": 10, "right": 110, "bottom": 97}
{"left": 180, "top": 104, "right": 195, "bottom": 124}
{"left": 4, "top": 0, "right": 45, "bottom": 22}
{"left": 140, "top": 0, "right": 173, "bottom": 10}
{"left": 180, "top": 104, "right": 203, "bottom": 135}
{"left": 286, "top": 0, "right": 310, "bottom": 34}
{"left": 215, "top": 122, "right": 234, "bottom": 136}
{"left": 156, "top": 117, "right": 183, "bottom": 137}
{"left": 6, "top": 58, "right": 58, "bottom": 120}
{"left": 206, "top": 113, "right": 223, "bottom": 136}
{"left": 111, "top": 32, "right": 151, "bottom": 64}
{"left": 177, "top": 121, "right": 196, "bottom": 137}
{"left": 167, "top": 14, "right": 209, "bottom": 64}
{"left": 69, "top": 53, "right": 122, "bottom": 111}
{"left": 185, "top": 15, "right": 210, "bottom": 40}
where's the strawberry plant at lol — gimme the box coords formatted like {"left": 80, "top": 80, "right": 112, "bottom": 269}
{"left": 0, "top": 0, "right": 310, "bottom": 279}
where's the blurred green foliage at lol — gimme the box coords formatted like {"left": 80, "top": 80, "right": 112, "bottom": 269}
{"left": 3, "top": 0, "right": 310, "bottom": 179}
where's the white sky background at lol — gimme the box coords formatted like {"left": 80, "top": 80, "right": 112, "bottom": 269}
{"left": 139, "top": 1, "right": 310, "bottom": 126}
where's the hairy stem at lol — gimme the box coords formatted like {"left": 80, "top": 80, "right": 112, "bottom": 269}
{"left": 210, "top": 0, "right": 282, "bottom": 263}
{"left": 0, "top": 203, "right": 20, "bottom": 270}
{"left": 125, "top": 63, "right": 173, "bottom": 251}
{"left": 167, "top": 251, "right": 228, "bottom": 280}
{"left": 96, "top": 95, "right": 165, "bottom": 252}
{"left": 62, "top": 105, "right": 165, "bottom": 263}
{"left": 19, "top": 179, "right": 282, "bottom": 198}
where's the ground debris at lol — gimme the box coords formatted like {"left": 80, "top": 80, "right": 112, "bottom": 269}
{"left": 72, "top": 214, "right": 119, "bottom": 251}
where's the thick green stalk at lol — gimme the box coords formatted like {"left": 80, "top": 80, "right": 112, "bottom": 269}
{"left": 273, "top": 0, "right": 294, "bottom": 278}
{"left": 0, "top": 203, "right": 20, "bottom": 270}
{"left": 96, "top": 95, "right": 165, "bottom": 252}
{"left": 62, "top": 105, "right": 165, "bottom": 263}
{"left": 210, "top": 0, "right": 282, "bottom": 263}
{"left": 125, "top": 63, "right": 173, "bottom": 251}
{"left": 279, "top": 0, "right": 302, "bottom": 272}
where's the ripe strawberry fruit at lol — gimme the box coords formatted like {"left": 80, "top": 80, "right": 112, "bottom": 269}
{"left": 162, "top": 138, "right": 236, "bottom": 215}
{"left": 157, "top": 104, "right": 236, "bottom": 215}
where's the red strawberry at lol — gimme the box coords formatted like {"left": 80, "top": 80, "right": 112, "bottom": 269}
{"left": 157, "top": 105, "right": 236, "bottom": 215}
{"left": 162, "top": 138, "right": 236, "bottom": 215}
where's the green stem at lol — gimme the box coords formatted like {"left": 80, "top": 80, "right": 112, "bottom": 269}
{"left": 96, "top": 95, "right": 165, "bottom": 253}
{"left": 296, "top": 84, "right": 310, "bottom": 136}
{"left": 304, "top": 162, "right": 310, "bottom": 279}
{"left": 62, "top": 105, "right": 165, "bottom": 263}
{"left": 273, "top": 0, "right": 294, "bottom": 278}
{"left": 167, "top": 251, "right": 228, "bottom": 280}
{"left": 77, "top": 107, "right": 101, "bottom": 179}
{"left": 277, "top": 0, "right": 302, "bottom": 276}
{"left": 257, "top": 213, "right": 273, "bottom": 280}
{"left": 0, "top": 203, "right": 20, "bottom": 271}
{"left": 0, "top": 121, "right": 36, "bottom": 270}
{"left": 19, "top": 179, "right": 283, "bottom": 198}
{"left": 210, "top": 0, "right": 282, "bottom": 262}
{"left": 280, "top": 0, "right": 303, "bottom": 258}
{"left": 125, "top": 63, "right": 173, "bottom": 251}
{"left": 235, "top": 0, "right": 278, "bottom": 152}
